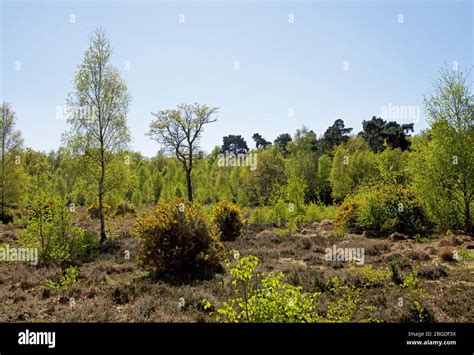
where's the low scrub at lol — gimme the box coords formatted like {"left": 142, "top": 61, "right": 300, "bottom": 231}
{"left": 114, "top": 201, "right": 137, "bottom": 217}
{"left": 87, "top": 202, "right": 112, "bottom": 219}
{"left": 216, "top": 255, "right": 320, "bottom": 322}
{"left": 134, "top": 199, "right": 224, "bottom": 278}
{"left": 212, "top": 200, "right": 243, "bottom": 241}
{"left": 335, "top": 185, "right": 432, "bottom": 237}
{"left": 20, "top": 195, "right": 99, "bottom": 263}
{"left": 248, "top": 203, "right": 337, "bottom": 229}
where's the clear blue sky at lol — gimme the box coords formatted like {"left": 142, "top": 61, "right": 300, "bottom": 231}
{"left": 1, "top": 0, "right": 472, "bottom": 157}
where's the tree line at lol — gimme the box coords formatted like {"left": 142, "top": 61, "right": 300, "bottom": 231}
{"left": 1, "top": 29, "right": 472, "bottom": 243}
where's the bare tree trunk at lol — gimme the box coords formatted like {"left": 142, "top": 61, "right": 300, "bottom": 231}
{"left": 465, "top": 196, "right": 472, "bottom": 235}
{"left": 1, "top": 141, "right": 4, "bottom": 221}
{"left": 99, "top": 149, "right": 107, "bottom": 243}
{"left": 186, "top": 169, "right": 193, "bottom": 202}
{"left": 1, "top": 106, "right": 5, "bottom": 222}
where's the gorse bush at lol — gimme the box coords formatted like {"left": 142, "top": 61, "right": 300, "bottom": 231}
{"left": 216, "top": 256, "right": 320, "bottom": 322}
{"left": 334, "top": 199, "right": 363, "bottom": 234}
{"left": 212, "top": 200, "right": 243, "bottom": 241}
{"left": 134, "top": 199, "right": 224, "bottom": 277}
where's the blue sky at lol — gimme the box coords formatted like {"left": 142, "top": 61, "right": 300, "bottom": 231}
{"left": 1, "top": 0, "right": 472, "bottom": 157}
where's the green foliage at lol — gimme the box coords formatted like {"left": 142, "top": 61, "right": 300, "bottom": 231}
{"left": 216, "top": 256, "right": 320, "bottom": 322}
{"left": 221, "top": 135, "right": 249, "bottom": 155}
{"left": 304, "top": 203, "right": 337, "bottom": 223}
{"left": 248, "top": 203, "right": 336, "bottom": 228}
{"left": 285, "top": 175, "right": 307, "bottom": 213}
{"left": 274, "top": 133, "right": 292, "bottom": 156}
{"left": 87, "top": 202, "right": 112, "bottom": 219}
{"left": 212, "top": 200, "right": 244, "bottom": 241}
{"left": 271, "top": 199, "right": 290, "bottom": 226}
{"left": 285, "top": 127, "right": 320, "bottom": 202}
{"left": 355, "top": 189, "right": 388, "bottom": 233}
{"left": 149, "top": 103, "right": 219, "bottom": 202}
{"left": 458, "top": 248, "right": 474, "bottom": 262}
{"left": 316, "top": 154, "right": 333, "bottom": 203}
{"left": 286, "top": 213, "right": 306, "bottom": 234}
{"left": 248, "top": 206, "right": 274, "bottom": 225}
{"left": 252, "top": 133, "right": 271, "bottom": 149}
{"left": 360, "top": 116, "right": 414, "bottom": 153}
{"left": 114, "top": 200, "right": 137, "bottom": 217}
{"left": 134, "top": 199, "right": 224, "bottom": 277}
{"left": 335, "top": 184, "right": 432, "bottom": 237}
{"left": 389, "top": 261, "right": 403, "bottom": 285}
{"left": 46, "top": 266, "right": 78, "bottom": 291}
{"left": 401, "top": 267, "right": 419, "bottom": 290}
{"left": 320, "top": 119, "right": 353, "bottom": 153}
{"left": 70, "top": 229, "right": 99, "bottom": 260}
{"left": 65, "top": 29, "right": 132, "bottom": 242}
{"left": 0, "top": 102, "right": 27, "bottom": 222}
{"left": 20, "top": 185, "right": 98, "bottom": 263}
{"left": 398, "top": 267, "right": 430, "bottom": 322}
{"left": 352, "top": 265, "right": 392, "bottom": 288}
{"left": 411, "top": 69, "right": 474, "bottom": 234}
{"left": 325, "top": 276, "right": 361, "bottom": 323}
{"left": 245, "top": 148, "right": 286, "bottom": 205}
{"left": 334, "top": 199, "right": 363, "bottom": 234}
{"left": 329, "top": 139, "right": 378, "bottom": 201}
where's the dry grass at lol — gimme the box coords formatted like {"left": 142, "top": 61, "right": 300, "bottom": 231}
{"left": 0, "top": 208, "right": 473, "bottom": 323}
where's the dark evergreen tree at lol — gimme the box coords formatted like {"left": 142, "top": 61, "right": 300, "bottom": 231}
{"left": 252, "top": 133, "right": 271, "bottom": 149}
{"left": 221, "top": 135, "right": 249, "bottom": 155}
{"left": 274, "top": 133, "right": 292, "bottom": 156}
{"left": 320, "top": 119, "right": 352, "bottom": 153}
{"left": 360, "top": 116, "right": 414, "bottom": 152}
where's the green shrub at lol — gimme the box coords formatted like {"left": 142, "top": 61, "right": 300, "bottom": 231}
{"left": 248, "top": 206, "right": 274, "bottom": 225}
{"left": 325, "top": 276, "right": 362, "bottom": 323}
{"left": 134, "top": 199, "right": 224, "bottom": 277}
{"left": 304, "top": 204, "right": 338, "bottom": 223}
{"left": 351, "top": 265, "right": 391, "bottom": 288}
{"left": 114, "top": 201, "right": 136, "bottom": 217}
{"left": 459, "top": 248, "right": 474, "bottom": 262}
{"left": 212, "top": 200, "right": 243, "bottom": 241}
{"left": 286, "top": 213, "right": 306, "bottom": 233}
{"left": 87, "top": 202, "right": 111, "bottom": 219}
{"left": 47, "top": 266, "right": 78, "bottom": 291}
{"left": 71, "top": 229, "right": 99, "bottom": 260}
{"left": 355, "top": 189, "right": 389, "bottom": 234}
{"left": 20, "top": 194, "right": 98, "bottom": 263}
{"left": 270, "top": 199, "right": 290, "bottom": 226}
{"left": 336, "top": 185, "right": 432, "bottom": 237}
{"left": 216, "top": 256, "right": 320, "bottom": 322}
